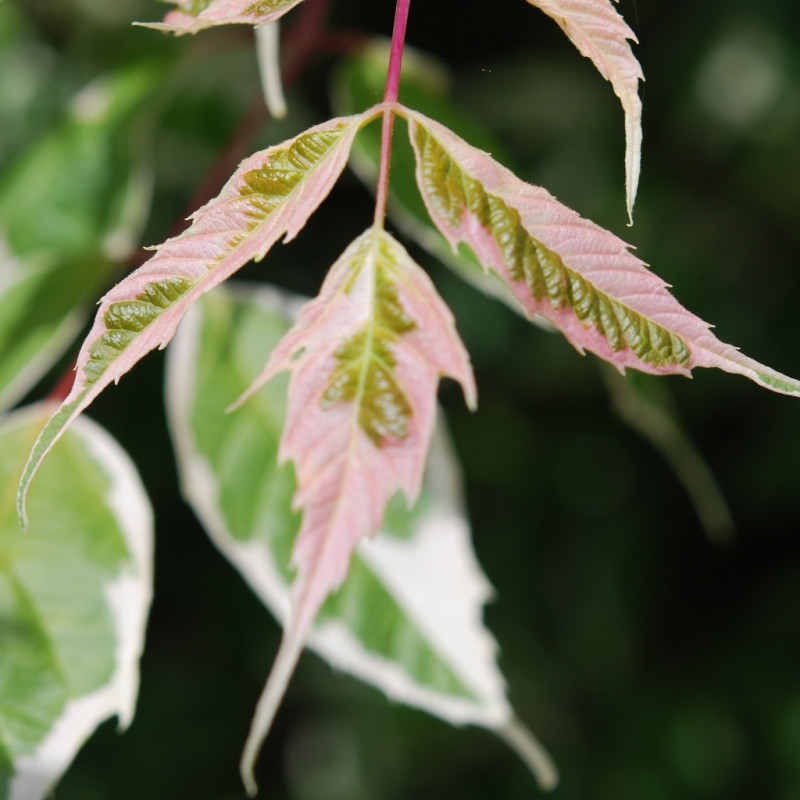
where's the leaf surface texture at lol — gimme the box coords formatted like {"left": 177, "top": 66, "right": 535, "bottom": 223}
{"left": 166, "top": 284, "right": 555, "bottom": 789}
{"left": 17, "top": 110, "right": 377, "bottom": 524}
{"left": 230, "top": 228, "right": 476, "bottom": 792}
{"left": 404, "top": 108, "right": 800, "bottom": 396}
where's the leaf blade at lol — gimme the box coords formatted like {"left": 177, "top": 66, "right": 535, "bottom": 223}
{"left": 166, "top": 284, "right": 556, "bottom": 790}
{"left": 139, "top": 0, "right": 305, "bottom": 35}
{"left": 1, "top": 405, "right": 152, "bottom": 800}
{"left": 404, "top": 108, "right": 800, "bottom": 396}
{"left": 525, "top": 0, "right": 643, "bottom": 220}
{"left": 232, "top": 227, "right": 476, "bottom": 791}
{"left": 16, "top": 110, "right": 378, "bottom": 525}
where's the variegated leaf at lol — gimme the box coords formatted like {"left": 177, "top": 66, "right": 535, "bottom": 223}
{"left": 525, "top": 0, "right": 643, "bottom": 221}
{"left": 138, "top": 0, "right": 304, "bottom": 36}
{"left": 17, "top": 109, "right": 380, "bottom": 526}
{"left": 403, "top": 108, "right": 800, "bottom": 396}
{"left": 232, "top": 227, "right": 476, "bottom": 794}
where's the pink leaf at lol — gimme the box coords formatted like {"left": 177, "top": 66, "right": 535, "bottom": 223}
{"left": 234, "top": 226, "right": 476, "bottom": 794}
{"left": 404, "top": 107, "right": 800, "bottom": 396}
{"left": 137, "top": 0, "right": 305, "bottom": 35}
{"left": 17, "top": 110, "right": 379, "bottom": 526}
{"left": 525, "top": 0, "right": 643, "bottom": 221}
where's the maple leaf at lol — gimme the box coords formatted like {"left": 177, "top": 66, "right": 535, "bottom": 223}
{"left": 525, "top": 0, "right": 643, "bottom": 221}
{"left": 137, "top": 0, "right": 305, "bottom": 35}
{"left": 232, "top": 226, "right": 476, "bottom": 795}
{"left": 403, "top": 107, "right": 800, "bottom": 396}
{"left": 17, "top": 110, "right": 379, "bottom": 525}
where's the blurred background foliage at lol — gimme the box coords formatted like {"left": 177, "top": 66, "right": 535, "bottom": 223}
{"left": 2, "top": 0, "right": 799, "bottom": 798}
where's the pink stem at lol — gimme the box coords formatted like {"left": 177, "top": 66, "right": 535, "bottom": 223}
{"left": 373, "top": 0, "right": 411, "bottom": 227}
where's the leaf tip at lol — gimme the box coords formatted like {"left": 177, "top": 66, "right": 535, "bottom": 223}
{"left": 499, "top": 717, "right": 559, "bottom": 792}
{"left": 239, "top": 627, "right": 307, "bottom": 797}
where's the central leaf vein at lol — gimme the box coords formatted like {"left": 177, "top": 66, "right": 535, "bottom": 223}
{"left": 415, "top": 126, "right": 690, "bottom": 369}
{"left": 321, "top": 233, "right": 417, "bottom": 446}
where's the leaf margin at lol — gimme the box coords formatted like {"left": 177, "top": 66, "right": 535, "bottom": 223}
{"left": 16, "top": 108, "right": 381, "bottom": 528}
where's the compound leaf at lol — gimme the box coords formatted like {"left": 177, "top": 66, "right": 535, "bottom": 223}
{"left": 404, "top": 108, "right": 800, "bottom": 397}
{"left": 525, "top": 0, "right": 643, "bottom": 220}
{"left": 231, "top": 227, "right": 476, "bottom": 794}
{"left": 17, "top": 109, "right": 379, "bottom": 525}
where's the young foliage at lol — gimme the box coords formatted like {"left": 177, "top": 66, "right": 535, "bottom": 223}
{"left": 0, "top": 406, "right": 152, "bottom": 800}
{"left": 140, "top": 0, "right": 305, "bottom": 36}
{"left": 166, "top": 283, "right": 556, "bottom": 789}
{"left": 16, "top": 110, "right": 378, "bottom": 527}
{"left": 525, "top": 0, "right": 643, "bottom": 220}
{"left": 229, "top": 227, "right": 477, "bottom": 792}
{"left": 402, "top": 107, "right": 800, "bottom": 396}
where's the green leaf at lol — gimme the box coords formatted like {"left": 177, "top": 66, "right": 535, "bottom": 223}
{"left": 0, "top": 405, "right": 153, "bottom": 799}
{"left": 0, "top": 58, "right": 167, "bottom": 412}
{"left": 165, "top": 283, "right": 557, "bottom": 791}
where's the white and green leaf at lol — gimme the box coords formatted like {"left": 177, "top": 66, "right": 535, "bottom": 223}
{"left": 16, "top": 108, "right": 380, "bottom": 526}
{"left": 0, "top": 59, "right": 164, "bottom": 413}
{"left": 165, "top": 282, "right": 557, "bottom": 793}
{"left": 228, "top": 227, "right": 477, "bottom": 793}
{"left": 404, "top": 107, "right": 800, "bottom": 397}
{"left": 0, "top": 406, "right": 153, "bottom": 800}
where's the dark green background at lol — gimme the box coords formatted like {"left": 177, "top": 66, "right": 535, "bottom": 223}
{"left": 3, "top": 1, "right": 799, "bottom": 798}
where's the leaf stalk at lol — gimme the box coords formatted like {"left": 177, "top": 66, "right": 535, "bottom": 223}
{"left": 373, "top": 0, "right": 411, "bottom": 227}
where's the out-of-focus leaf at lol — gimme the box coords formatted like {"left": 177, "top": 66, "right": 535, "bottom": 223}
{"left": 0, "top": 58, "right": 167, "bottom": 412}
{"left": 16, "top": 109, "right": 379, "bottom": 525}
{"left": 165, "top": 282, "right": 557, "bottom": 794}
{"left": 331, "top": 40, "right": 527, "bottom": 314}
{"left": 139, "top": 0, "right": 305, "bottom": 36}
{"left": 0, "top": 405, "right": 153, "bottom": 800}
{"left": 404, "top": 107, "right": 800, "bottom": 396}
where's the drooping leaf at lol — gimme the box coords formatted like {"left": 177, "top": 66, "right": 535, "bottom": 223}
{"left": 0, "top": 405, "right": 153, "bottom": 800}
{"left": 16, "top": 109, "right": 379, "bottom": 526}
{"left": 0, "top": 58, "right": 166, "bottom": 413}
{"left": 229, "top": 227, "right": 477, "bottom": 794}
{"left": 525, "top": 0, "right": 643, "bottom": 221}
{"left": 403, "top": 108, "right": 800, "bottom": 396}
{"left": 139, "top": 0, "right": 305, "bottom": 36}
{"left": 165, "top": 282, "right": 556, "bottom": 790}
